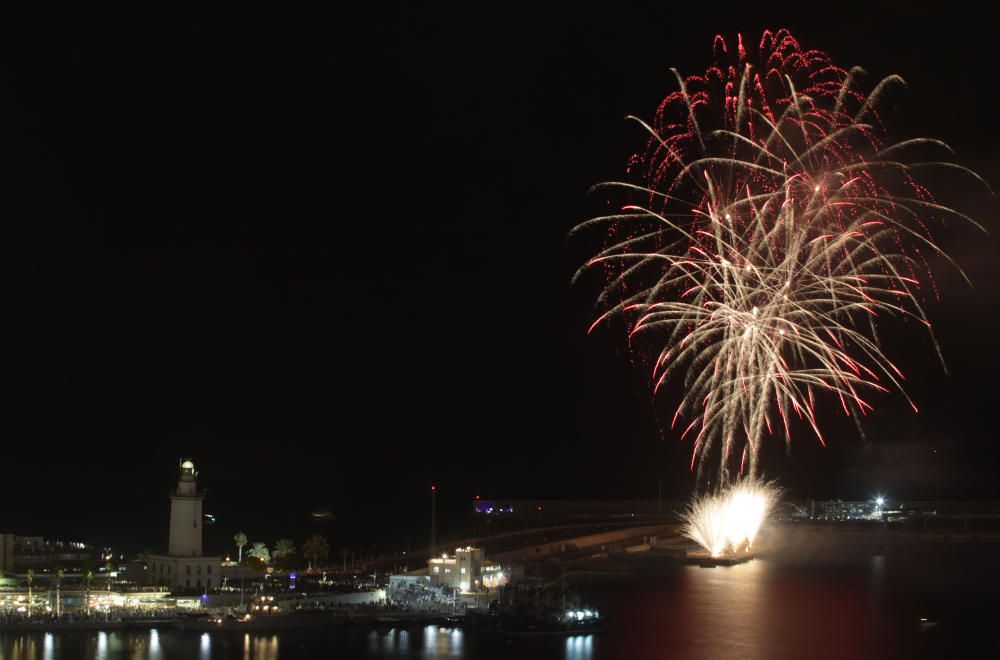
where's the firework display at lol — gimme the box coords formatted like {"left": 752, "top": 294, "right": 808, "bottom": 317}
{"left": 680, "top": 477, "right": 781, "bottom": 557}
{"left": 572, "top": 29, "right": 985, "bottom": 484}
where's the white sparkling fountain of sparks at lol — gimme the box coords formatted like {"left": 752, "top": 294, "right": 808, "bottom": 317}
{"left": 680, "top": 477, "right": 782, "bottom": 557}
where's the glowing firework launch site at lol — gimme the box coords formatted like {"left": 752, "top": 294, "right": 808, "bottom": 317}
{"left": 679, "top": 478, "right": 780, "bottom": 559}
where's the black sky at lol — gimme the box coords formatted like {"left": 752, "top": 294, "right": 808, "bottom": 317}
{"left": 0, "top": 3, "right": 998, "bottom": 553}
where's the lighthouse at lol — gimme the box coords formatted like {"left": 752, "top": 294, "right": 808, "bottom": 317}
{"left": 148, "top": 459, "right": 221, "bottom": 591}
{"left": 169, "top": 460, "right": 204, "bottom": 556}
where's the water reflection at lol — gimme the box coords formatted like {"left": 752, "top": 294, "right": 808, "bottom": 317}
{"left": 721, "top": 558, "right": 768, "bottom": 659}
{"left": 148, "top": 629, "right": 161, "bottom": 660}
{"left": 199, "top": 632, "right": 211, "bottom": 660}
{"left": 241, "top": 633, "right": 279, "bottom": 660}
{"left": 125, "top": 631, "right": 150, "bottom": 660}
{"left": 8, "top": 635, "right": 37, "bottom": 660}
{"left": 423, "top": 624, "right": 437, "bottom": 653}
{"left": 564, "top": 634, "right": 593, "bottom": 660}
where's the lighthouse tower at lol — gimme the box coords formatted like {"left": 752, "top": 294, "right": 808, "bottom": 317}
{"left": 168, "top": 460, "right": 204, "bottom": 557}
{"left": 147, "top": 459, "right": 221, "bottom": 590}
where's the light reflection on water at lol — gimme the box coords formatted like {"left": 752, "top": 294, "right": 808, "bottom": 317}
{"left": 0, "top": 622, "right": 593, "bottom": 660}
{"left": 1, "top": 624, "right": 585, "bottom": 660}
{"left": 148, "top": 628, "right": 161, "bottom": 660}
{"left": 244, "top": 633, "right": 278, "bottom": 660}
{"left": 199, "top": 632, "right": 210, "bottom": 660}
{"left": 421, "top": 625, "right": 435, "bottom": 654}
{"left": 0, "top": 624, "right": 598, "bottom": 659}
{"left": 564, "top": 634, "right": 593, "bottom": 660}
{"left": 424, "top": 624, "right": 462, "bottom": 655}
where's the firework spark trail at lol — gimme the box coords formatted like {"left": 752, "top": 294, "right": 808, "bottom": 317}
{"left": 571, "top": 29, "right": 988, "bottom": 484}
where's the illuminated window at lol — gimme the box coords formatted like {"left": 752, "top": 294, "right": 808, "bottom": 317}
{"left": 460, "top": 568, "right": 466, "bottom": 574}
{"left": 445, "top": 568, "right": 451, "bottom": 573}
{"left": 433, "top": 567, "right": 439, "bottom": 574}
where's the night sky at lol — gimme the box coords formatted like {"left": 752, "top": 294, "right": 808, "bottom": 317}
{"left": 0, "top": 4, "right": 997, "bottom": 554}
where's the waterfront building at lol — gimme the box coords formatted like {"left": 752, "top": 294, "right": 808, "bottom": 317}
{"left": 389, "top": 574, "right": 429, "bottom": 592}
{"left": 0, "top": 535, "right": 96, "bottom": 572}
{"left": 810, "top": 499, "right": 882, "bottom": 520}
{"left": 479, "top": 561, "right": 509, "bottom": 589}
{"left": 427, "top": 546, "right": 484, "bottom": 591}
{"left": 0, "top": 533, "right": 12, "bottom": 572}
{"left": 147, "top": 460, "right": 221, "bottom": 591}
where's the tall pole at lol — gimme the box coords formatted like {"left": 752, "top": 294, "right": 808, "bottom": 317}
{"left": 239, "top": 543, "right": 244, "bottom": 610}
{"left": 561, "top": 566, "right": 566, "bottom": 613}
{"left": 430, "top": 485, "right": 437, "bottom": 560}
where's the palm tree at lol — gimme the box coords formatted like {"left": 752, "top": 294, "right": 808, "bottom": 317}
{"left": 26, "top": 570, "right": 34, "bottom": 615}
{"left": 303, "top": 535, "right": 330, "bottom": 571}
{"left": 247, "top": 542, "right": 270, "bottom": 566}
{"left": 273, "top": 539, "right": 296, "bottom": 566}
{"left": 234, "top": 532, "right": 248, "bottom": 564}
{"left": 84, "top": 569, "right": 95, "bottom": 612}
{"left": 234, "top": 532, "right": 249, "bottom": 610}
{"left": 54, "top": 568, "right": 65, "bottom": 616}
